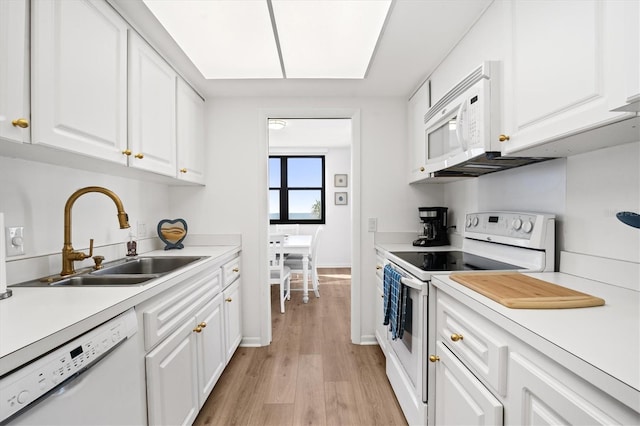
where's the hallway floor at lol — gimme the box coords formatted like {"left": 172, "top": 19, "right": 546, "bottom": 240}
{"left": 193, "top": 268, "right": 407, "bottom": 426}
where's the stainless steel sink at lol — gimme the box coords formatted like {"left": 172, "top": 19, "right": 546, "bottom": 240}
{"left": 91, "top": 256, "right": 204, "bottom": 276}
{"left": 10, "top": 256, "right": 207, "bottom": 287}
{"left": 51, "top": 275, "right": 159, "bottom": 286}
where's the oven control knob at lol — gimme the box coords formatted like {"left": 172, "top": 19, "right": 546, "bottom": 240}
{"left": 17, "top": 390, "right": 29, "bottom": 404}
{"left": 522, "top": 220, "right": 533, "bottom": 233}
{"left": 472, "top": 216, "right": 479, "bottom": 227}
{"left": 466, "top": 218, "right": 472, "bottom": 228}
{"left": 512, "top": 218, "right": 522, "bottom": 230}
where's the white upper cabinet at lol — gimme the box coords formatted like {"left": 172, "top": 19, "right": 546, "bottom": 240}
{"left": 176, "top": 79, "right": 206, "bottom": 184}
{"left": 501, "top": 0, "right": 639, "bottom": 156}
{"left": 128, "top": 31, "right": 177, "bottom": 177}
{"left": 31, "top": 0, "right": 128, "bottom": 163}
{"left": 0, "top": 0, "right": 30, "bottom": 144}
{"left": 408, "top": 80, "right": 430, "bottom": 183}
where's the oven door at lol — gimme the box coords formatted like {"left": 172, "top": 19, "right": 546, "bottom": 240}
{"left": 387, "top": 284, "right": 422, "bottom": 392}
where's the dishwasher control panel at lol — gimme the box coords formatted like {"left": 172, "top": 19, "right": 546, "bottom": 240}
{"left": 0, "top": 308, "right": 137, "bottom": 423}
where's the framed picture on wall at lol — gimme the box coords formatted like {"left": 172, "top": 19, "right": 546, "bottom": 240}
{"left": 334, "top": 174, "right": 348, "bottom": 187}
{"left": 335, "top": 192, "right": 348, "bottom": 205}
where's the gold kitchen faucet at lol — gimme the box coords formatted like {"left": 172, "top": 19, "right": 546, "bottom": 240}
{"left": 61, "top": 186, "right": 130, "bottom": 276}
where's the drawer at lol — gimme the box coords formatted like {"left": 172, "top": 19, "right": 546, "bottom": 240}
{"left": 222, "top": 256, "right": 240, "bottom": 288}
{"left": 143, "top": 267, "right": 221, "bottom": 351}
{"left": 436, "top": 291, "right": 508, "bottom": 396}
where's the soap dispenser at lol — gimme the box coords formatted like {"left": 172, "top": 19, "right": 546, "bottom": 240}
{"left": 126, "top": 232, "right": 138, "bottom": 257}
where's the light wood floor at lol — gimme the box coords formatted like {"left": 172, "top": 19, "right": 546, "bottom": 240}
{"left": 194, "top": 268, "right": 407, "bottom": 426}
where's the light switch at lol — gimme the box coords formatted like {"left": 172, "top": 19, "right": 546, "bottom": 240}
{"left": 368, "top": 218, "right": 377, "bottom": 232}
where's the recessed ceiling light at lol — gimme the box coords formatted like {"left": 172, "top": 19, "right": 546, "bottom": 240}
{"left": 142, "top": 0, "right": 392, "bottom": 80}
{"left": 143, "top": 0, "right": 283, "bottom": 79}
{"left": 268, "top": 119, "right": 288, "bottom": 130}
{"left": 272, "top": 0, "right": 391, "bottom": 78}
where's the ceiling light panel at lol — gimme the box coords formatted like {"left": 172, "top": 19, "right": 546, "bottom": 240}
{"left": 271, "top": 0, "right": 392, "bottom": 79}
{"left": 143, "top": 0, "right": 282, "bottom": 79}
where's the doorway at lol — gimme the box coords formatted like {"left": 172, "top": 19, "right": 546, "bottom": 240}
{"left": 259, "top": 109, "right": 362, "bottom": 345}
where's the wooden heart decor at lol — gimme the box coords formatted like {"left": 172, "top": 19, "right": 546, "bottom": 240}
{"left": 157, "top": 218, "right": 188, "bottom": 250}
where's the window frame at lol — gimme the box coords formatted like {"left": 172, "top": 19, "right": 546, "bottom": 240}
{"left": 269, "top": 155, "right": 326, "bottom": 225}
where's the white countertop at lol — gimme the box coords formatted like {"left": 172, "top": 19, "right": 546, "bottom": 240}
{"left": 0, "top": 245, "right": 240, "bottom": 376}
{"left": 432, "top": 271, "right": 640, "bottom": 412}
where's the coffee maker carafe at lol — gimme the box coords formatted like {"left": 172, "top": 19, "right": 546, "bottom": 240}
{"left": 413, "top": 207, "right": 449, "bottom": 247}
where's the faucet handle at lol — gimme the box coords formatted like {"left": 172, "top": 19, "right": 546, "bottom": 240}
{"left": 87, "top": 239, "right": 94, "bottom": 258}
{"left": 92, "top": 255, "right": 105, "bottom": 270}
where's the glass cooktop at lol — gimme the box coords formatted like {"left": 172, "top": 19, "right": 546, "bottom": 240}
{"left": 390, "top": 251, "right": 521, "bottom": 272}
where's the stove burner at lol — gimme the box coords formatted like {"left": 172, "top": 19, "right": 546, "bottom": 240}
{"left": 390, "top": 251, "right": 521, "bottom": 272}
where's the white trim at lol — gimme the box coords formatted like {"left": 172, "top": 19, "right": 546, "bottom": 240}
{"left": 258, "top": 108, "right": 362, "bottom": 345}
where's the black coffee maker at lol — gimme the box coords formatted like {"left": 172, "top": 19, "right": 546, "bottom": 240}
{"left": 413, "top": 207, "right": 450, "bottom": 247}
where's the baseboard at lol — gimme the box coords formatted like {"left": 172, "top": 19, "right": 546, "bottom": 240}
{"left": 359, "top": 334, "right": 378, "bottom": 345}
{"left": 240, "top": 336, "right": 263, "bottom": 347}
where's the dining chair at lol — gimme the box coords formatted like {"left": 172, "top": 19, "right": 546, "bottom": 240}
{"left": 284, "top": 226, "right": 323, "bottom": 298}
{"left": 268, "top": 234, "right": 291, "bottom": 313}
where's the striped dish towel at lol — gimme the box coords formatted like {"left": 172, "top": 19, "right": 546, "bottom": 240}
{"left": 383, "top": 264, "right": 406, "bottom": 340}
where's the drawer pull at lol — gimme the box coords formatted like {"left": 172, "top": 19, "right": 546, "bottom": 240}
{"left": 193, "top": 326, "right": 203, "bottom": 333}
{"left": 198, "top": 322, "right": 207, "bottom": 328}
{"left": 232, "top": 268, "right": 239, "bottom": 273}
{"left": 225, "top": 298, "right": 233, "bottom": 302}
{"left": 429, "top": 355, "right": 440, "bottom": 362}
{"left": 450, "top": 333, "right": 464, "bottom": 342}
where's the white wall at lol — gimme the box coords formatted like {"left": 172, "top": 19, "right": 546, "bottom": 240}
{"left": 168, "top": 96, "right": 443, "bottom": 344}
{"left": 565, "top": 142, "right": 640, "bottom": 263}
{"left": 0, "top": 156, "right": 171, "bottom": 280}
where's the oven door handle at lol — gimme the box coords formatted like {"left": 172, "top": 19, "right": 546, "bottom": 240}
{"left": 400, "top": 276, "right": 424, "bottom": 291}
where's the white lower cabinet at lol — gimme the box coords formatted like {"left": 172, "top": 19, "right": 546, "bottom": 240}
{"left": 430, "top": 285, "right": 639, "bottom": 425}
{"left": 223, "top": 278, "right": 242, "bottom": 363}
{"left": 146, "top": 318, "right": 200, "bottom": 426}
{"left": 434, "top": 341, "right": 503, "bottom": 426}
{"left": 195, "top": 295, "right": 226, "bottom": 408}
{"left": 142, "top": 253, "right": 242, "bottom": 425}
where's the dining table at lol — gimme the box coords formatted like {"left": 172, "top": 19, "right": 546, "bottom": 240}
{"left": 271, "top": 234, "right": 313, "bottom": 303}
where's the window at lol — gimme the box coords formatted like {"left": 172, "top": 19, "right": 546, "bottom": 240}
{"left": 269, "top": 156, "right": 325, "bottom": 224}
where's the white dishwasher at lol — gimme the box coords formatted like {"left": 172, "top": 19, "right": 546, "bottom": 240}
{"left": 0, "top": 308, "right": 146, "bottom": 425}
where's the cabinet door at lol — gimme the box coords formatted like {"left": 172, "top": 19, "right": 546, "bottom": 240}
{"left": 31, "top": 0, "right": 127, "bottom": 163}
{"left": 128, "top": 31, "right": 177, "bottom": 176}
{"left": 375, "top": 278, "right": 387, "bottom": 354}
{"left": 434, "top": 341, "right": 503, "bottom": 426}
{"left": 502, "top": 0, "right": 633, "bottom": 155}
{"left": 176, "top": 78, "right": 205, "bottom": 184}
{"left": 223, "top": 279, "right": 242, "bottom": 362}
{"left": 146, "top": 319, "right": 199, "bottom": 426}
{"left": 408, "top": 81, "right": 430, "bottom": 183}
{"left": 507, "top": 352, "right": 637, "bottom": 425}
{"left": 195, "top": 295, "right": 225, "bottom": 407}
{"left": 0, "top": 0, "right": 29, "bottom": 144}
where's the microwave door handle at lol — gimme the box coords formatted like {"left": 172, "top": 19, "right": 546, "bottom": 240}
{"left": 456, "top": 101, "right": 468, "bottom": 151}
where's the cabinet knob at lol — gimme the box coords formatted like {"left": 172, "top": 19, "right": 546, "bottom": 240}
{"left": 450, "top": 333, "right": 464, "bottom": 342}
{"left": 134, "top": 153, "right": 144, "bottom": 159}
{"left": 193, "top": 326, "right": 203, "bottom": 333}
{"left": 232, "top": 267, "right": 239, "bottom": 273}
{"left": 11, "top": 118, "right": 29, "bottom": 128}
{"left": 122, "top": 149, "right": 132, "bottom": 156}
{"left": 198, "top": 322, "right": 207, "bottom": 328}
{"left": 429, "top": 355, "right": 440, "bottom": 362}
{"left": 225, "top": 297, "right": 233, "bottom": 302}
{"left": 499, "top": 134, "right": 510, "bottom": 142}
{"left": 376, "top": 265, "right": 382, "bottom": 270}
{"left": 179, "top": 168, "right": 187, "bottom": 173}
{"left": 419, "top": 166, "right": 425, "bottom": 172}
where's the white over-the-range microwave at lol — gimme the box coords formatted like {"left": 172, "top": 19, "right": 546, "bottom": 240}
{"left": 422, "top": 61, "right": 549, "bottom": 177}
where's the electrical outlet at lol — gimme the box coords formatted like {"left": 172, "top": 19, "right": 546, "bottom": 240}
{"left": 6, "top": 226, "right": 25, "bottom": 256}
{"left": 367, "top": 218, "right": 377, "bottom": 232}
{"left": 137, "top": 222, "right": 147, "bottom": 238}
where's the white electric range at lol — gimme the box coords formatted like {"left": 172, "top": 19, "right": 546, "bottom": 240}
{"left": 376, "top": 211, "right": 555, "bottom": 425}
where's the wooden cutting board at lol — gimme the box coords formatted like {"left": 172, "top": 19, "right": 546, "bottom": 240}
{"left": 449, "top": 272, "right": 605, "bottom": 309}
